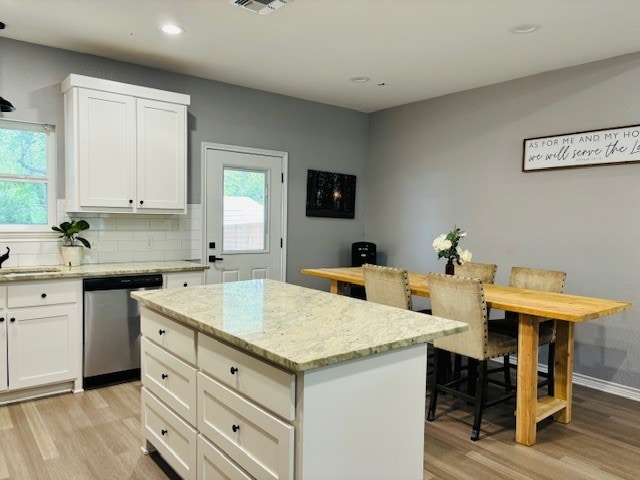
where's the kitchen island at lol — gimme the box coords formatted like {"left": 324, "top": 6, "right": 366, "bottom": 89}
{"left": 132, "top": 279, "right": 467, "bottom": 480}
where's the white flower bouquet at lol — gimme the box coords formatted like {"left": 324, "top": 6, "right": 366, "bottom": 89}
{"left": 432, "top": 226, "right": 472, "bottom": 267}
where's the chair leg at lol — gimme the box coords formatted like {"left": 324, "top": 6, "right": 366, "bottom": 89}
{"left": 427, "top": 348, "right": 440, "bottom": 421}
{"left": 503, "top": 355, "right": 512, "bottom": 392}
{"left": 471, "top": 360, "right": 488, "bottom": 441}
{"left": 547, "top": 342, "right": 555, "bottom": 396}
{"left": 467, "top": 359, "right": 478, "bottom": 397}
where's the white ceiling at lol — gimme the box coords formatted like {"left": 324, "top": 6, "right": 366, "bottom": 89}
{"left": 2, "top": 0, "right": 640, "bottom": 113}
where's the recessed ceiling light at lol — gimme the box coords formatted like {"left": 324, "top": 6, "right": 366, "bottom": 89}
{"left": 511, "top": 24, "right": 541, "bottom": 34}
{"left": 350, "top": 76, "right": 370, "bottom": 83}
{"left": 161, "top": 23, "right": 185, "bottom": 35}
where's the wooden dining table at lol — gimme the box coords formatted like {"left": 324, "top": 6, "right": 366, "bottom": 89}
{"left": 301, "top": 266, "right": 631, "bottom": 446}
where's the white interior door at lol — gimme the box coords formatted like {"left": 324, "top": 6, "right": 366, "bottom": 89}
{"left": 203, "top": 144, "right": 287, "bottom": 284}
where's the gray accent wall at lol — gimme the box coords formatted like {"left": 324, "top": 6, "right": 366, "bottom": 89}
{"left": 367, "top": 53, "right": 640, "bottom": 388}
{"left": 0, "top": 38, "right": 369, "bottom": 287}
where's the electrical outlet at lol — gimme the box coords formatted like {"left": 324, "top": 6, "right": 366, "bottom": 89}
{"left": 146, "top": 238, "right": 153, "bottom": 250}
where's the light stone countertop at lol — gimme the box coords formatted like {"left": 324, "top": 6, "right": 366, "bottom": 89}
{"left": 132, "top": 279, "right": 468, "bottom": 372}
{"left": 0, "top": 261, "right": 208, "bottom": 283}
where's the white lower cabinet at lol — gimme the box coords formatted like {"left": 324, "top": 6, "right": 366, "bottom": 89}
{"left": 141, "top": 307, "right": 294, "bottom": 480}
{"left": 0, "top": 281, "right": 81, "bottom": 396}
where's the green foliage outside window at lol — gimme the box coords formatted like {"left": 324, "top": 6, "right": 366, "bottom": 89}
{"left": 223, "top": 169, "right": 265, "bottom": 205}
{"left": 0, "top": 127, "right": 49, "bottom": 225}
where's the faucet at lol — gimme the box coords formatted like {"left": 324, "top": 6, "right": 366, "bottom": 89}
{"left": 0, "top": 247, "right": 9, "bottom": 268}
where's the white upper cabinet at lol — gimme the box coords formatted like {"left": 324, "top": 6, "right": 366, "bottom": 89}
{"left": 63, "top": 74, "right": 190, "bottom": 214}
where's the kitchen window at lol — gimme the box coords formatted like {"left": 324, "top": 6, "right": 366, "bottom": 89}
{"left": 0, "top": 119, "right": 57, "bottom": 234}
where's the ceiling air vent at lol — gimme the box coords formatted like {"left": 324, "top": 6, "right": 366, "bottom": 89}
{"left": 229, "top": 0, "right": 293, "bottom": 15}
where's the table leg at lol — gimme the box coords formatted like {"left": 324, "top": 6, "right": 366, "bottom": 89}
{"left": 515, "top": 313, "right": 539, "bottom": 446}
{"left": 330, "top": 280, "right": 347, "bottom": 295}
{"left": 553, "top": 321, "right": 574, "bottom": 423}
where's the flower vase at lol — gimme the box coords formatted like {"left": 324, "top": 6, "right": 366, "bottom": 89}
{"left": 445, "top": 258, "right": 455, "bottom": 275}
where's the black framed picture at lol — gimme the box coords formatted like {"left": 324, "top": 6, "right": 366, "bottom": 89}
{"left": 306, "top": 169, "right": 356, "bottom": 219}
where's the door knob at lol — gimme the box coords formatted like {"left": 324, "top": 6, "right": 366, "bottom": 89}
{"left": 208, "top": 255, "right": 224, "bottom": 263}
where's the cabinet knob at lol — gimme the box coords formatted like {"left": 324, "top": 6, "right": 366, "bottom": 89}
{"left": 159, "top": 329, "right": 166, "bottom": 335}
{"left": 139, "top": 200, "right": 144, "bottom": 205}
{"left": 183, "top": 282, "right": 188, "bottom": 287}
{"left": 161, "top": 373, "right": 168, "bottom": 380}
{"left": 232, "top": 424, "right": 240, "bottom": 433}
{"left": 41, "top": 293, "right": 47, "bottom": 298}
{"left": 0, "top": 317, "right": 4, "bottom": 322}
{"left": 10, "top": 318, "right": 15, "bottom": 323}
{"left": 230, "top": 366, "right": 238, "bottom": 375}
{"left": 129, "top": 199, "right": 133, "bottom": 204}
{"left": 161, "top": 429, "right": 168, "bottom": 436}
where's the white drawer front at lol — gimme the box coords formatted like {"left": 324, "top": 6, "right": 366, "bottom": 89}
{"left": 142, "top": 387, "right": 197, "bottom": 480}
{"left": 142, "top": 337, "right": 197, "bottom": 425}
{"left": 165, "top": 271, "right": 203, "bottom": 289}
{"left": 198, "top": 335, "right": 295, "bottom": 421}
{"left": 197, "top": 434, "right": 253, "bottom": 480}
{"left": 197, "top": 372, "right": 293, "bottom": 480}
{"left": 141, "top": 307, "right": 196, "bottom": 364}
{"left": 0, "top": 286, "right": 6, "bottom": 309}
{"left": 8, "top": 280, "right": 78, "bottom": 308}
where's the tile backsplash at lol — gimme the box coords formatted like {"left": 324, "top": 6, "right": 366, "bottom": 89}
{"left": 1, "top": 201, "right": 203, "bottom": 268}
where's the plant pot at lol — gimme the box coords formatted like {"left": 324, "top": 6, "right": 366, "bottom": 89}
{"left": 60, "top": 245, "right": 84, "bottom": 267}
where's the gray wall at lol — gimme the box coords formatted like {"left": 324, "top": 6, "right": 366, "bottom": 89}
{"left": 0, "top": 38, "right": 369, "bottom": 286}
{"left": 367, "top": 53, "right": 640, "bottom": 388}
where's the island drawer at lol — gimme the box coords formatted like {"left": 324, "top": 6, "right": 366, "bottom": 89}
{"left": 141, "top": 307, "right": 196, "bottom": 365}
{"left": 197, "top": 434, "right": 253, "bottom": 480}
{"left": 8, "top": 280, "right": 78, "bottom": 308}
{"left": 198, "top": 334, "right": 295, "bottom": 421}
{"left": 164, "top": 271, "right": 203, "bottom": 289}
{"left": 142, "top": 387, "right": 197, "bottom": 480}
{"left": 141, "top": 337, "right": 197, "bottom": 425}
{"left": 197, "top": 372, "right": 294, "bottom": 480}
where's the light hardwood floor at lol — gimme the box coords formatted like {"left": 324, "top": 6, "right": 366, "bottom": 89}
{"left": 0, "top": 381, "right": 638, "bottom": 479}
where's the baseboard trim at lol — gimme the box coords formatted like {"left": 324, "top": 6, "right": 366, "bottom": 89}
{"left": 499, "top": 355, "right": 640, "bottom": 403}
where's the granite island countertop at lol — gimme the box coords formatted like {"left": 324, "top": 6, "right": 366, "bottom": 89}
{"left": 132, "top": 278, "right": 468, "bottom": 372}
{"left": 0, "top": 261, "right": 208, "bottom": 283}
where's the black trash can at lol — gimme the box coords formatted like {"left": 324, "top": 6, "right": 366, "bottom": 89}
{"left": 351, "top": 242, "right": 376, "bottom": 299}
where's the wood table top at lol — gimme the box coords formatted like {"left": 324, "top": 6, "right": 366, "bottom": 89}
{"left": 301, "top": 267, "right": 631, "bottom": 323}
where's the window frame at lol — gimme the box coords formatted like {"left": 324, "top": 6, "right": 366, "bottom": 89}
{"left": 0, "top": 118, "right": 57, "bottom": 238}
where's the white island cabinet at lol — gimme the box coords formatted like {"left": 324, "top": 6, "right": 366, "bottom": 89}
{"left": 133, "top": 279, "right": 467, "bottom": 480}
{"left": 62, "top": 74, "right": 190, "bottom": 214}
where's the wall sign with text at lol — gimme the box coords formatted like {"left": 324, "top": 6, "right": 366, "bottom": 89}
{"left": 523, "top": 124, "right": 640, "bottom": 171}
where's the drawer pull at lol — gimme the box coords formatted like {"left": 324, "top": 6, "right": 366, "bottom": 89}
{"left": 159, "top": 329, "right": 166, "bottom": 336}
{"left": 230, "top": 366, "right": 238, "bottom": 375}
{"left": 9, "top": 318, "right": 15, "bottom": 323}
{"left": 183, "top": 282, "right": 188, "bottom": 287}
{"left": 161, "top": 373, "right": 168, "bottom": 380}
{"left": 0, "top": 317, "right": 4, "bottom": 322}
{"left": 161, "top": 429, "right": 168, "bottom": 436}
{"left": 41, "top": 293, "right": 47, "bottom": 299}
{"left": 232, "top": 424, "right": 240, "bottom": 433}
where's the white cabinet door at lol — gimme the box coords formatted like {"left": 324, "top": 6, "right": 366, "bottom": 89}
{"left": 78, "top": 88, "right": 136, "bottom": 209}
{"left": 7, "top": 305, "right": 77, "bottom": 390}
{"left": 0, "top": 316, "right": 6, "bottom": 392}
{"left": 136, "top": 99, "right": 186, "bottom": 212}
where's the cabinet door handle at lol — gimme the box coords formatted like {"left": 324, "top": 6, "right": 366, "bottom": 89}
{"left": 183, "top": 282, "right": 188, "bottom": 287}
{"left": 161, "top": 429, "right": 168, "bottom": 436}
{"left": 129, "top": 199, "right": 133, "bottom": 204}
{"left": 159, "top": 329, "right": 166, "bottom": 335}
{"left": 139, "top": 200, "right": 144, "bottom": 205}
{"left": 0, "top": 317, "right": 4, "bottom": 322}
{"left": 41, "top": 293, "right": 47, "bottom": 298}
{"left": 9, "top": 318, "right": 15, "bottom": 323}
{"left": 230, "top": 366, "right": 238, "bottom": 375}
{"left": 232, "top": 424, "right": 240, "bottom": 433}
{"left": 161, "top": 373, "right": 168, "bottom": 380}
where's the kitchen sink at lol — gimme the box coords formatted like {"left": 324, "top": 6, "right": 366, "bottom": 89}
{"left": 0, "top": 267, "right": 61, "bottom": 275}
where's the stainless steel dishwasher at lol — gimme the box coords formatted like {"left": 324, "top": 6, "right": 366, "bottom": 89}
{"left": 83, "top": 274, "right": 163, "bottom": 389}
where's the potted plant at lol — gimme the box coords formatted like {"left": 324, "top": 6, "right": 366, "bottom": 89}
{"left": 52, "top": 220, "right": 91, "bottom": 266}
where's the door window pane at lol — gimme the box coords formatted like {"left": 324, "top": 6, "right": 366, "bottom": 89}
{"left": 223, "top": 168, "right": 267, "bottom": 252}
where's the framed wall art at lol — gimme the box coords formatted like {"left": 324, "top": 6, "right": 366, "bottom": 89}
{"left": 306, "top": 169, "right": 356, "bottom": 219}
{"left": 523, "top": 124, "right": 640, "bottom": 172}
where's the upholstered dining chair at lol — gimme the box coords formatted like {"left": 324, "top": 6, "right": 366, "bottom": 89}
{"left": 362, "top": 264, "right": 412, "bottom": 309}
{"left": 426, "top": 273, "right": 518, "bottom": 441}
{"left": 489, "top": 266, "right": 566, "bottom": 395}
